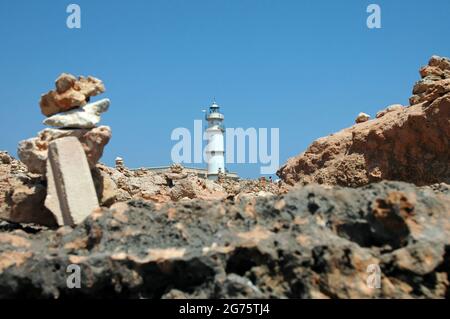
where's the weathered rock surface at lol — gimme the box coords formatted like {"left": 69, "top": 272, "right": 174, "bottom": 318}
{"left": 277, "top": 56, "right": 450, "bottom": 187}
{"left": 18, "top": 126, "right": 111, "bottom": 174}
{"left": 0, "top": 153, "right": 118, "bottom": 226}
{"left": 43, "top": 98, "right": 110, "bottom": 129}
{"left": 1, "top": 152, "right": 281, "bottom": 228}
{"left": 410, "top": 56, "right": 450, "bottom": 105}
{"left": 40, "top": 74, "right": 105, "bottom": 117}
{"left": 45, "top": 137, "right": 99, "bottom": 226}
{"left": 0, "top": 152, "right": 56, "bottom": 227}
{"left": 92, "top": 166, "right": 118, "bottom": 207}
{"left": 376, "top": 104, "right": 404, "bottom": 119}
{"left": 169, "top": 176, "right": 227, "bottom": 201}
{"left": 0, "top": 181, "right": 448, "bottom": 298}
{"left": 99, "top": 163, "right": 282, "bottom": 205}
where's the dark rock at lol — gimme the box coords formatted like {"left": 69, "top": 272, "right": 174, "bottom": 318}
{"left": 0, "top": 181, "right": 448, "bottom": 298}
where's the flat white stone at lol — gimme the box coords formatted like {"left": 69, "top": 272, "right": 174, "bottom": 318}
{"left": 43, "top": 98, "right": 110, "bottom": 129}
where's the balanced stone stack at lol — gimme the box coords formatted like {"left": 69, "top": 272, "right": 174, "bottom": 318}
{"left": 18, "top": 73, "right": 112, "bottom": 226}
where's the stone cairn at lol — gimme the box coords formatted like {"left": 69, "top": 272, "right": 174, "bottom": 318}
{"left": 18, "top": 73, "right": 112, "bottom": 226}
{"left": 165, "top": 164, "right": 188, "bottom": 182}
{"left": 217, "top": 170, "right": 226, "bottom": 183}
{"left": 115, "top": 157, "right": 125, "bottom": 171}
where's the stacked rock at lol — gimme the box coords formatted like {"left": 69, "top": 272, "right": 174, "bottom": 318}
{"left": 17, "top": 73, "right": 112, "bottom": 226}
{"left": 115, "top": 157, "right": 125, "bottom": 170}
{"left": 165, "top": 164, "right": 188, "bottom": 181}
{"left": 18, "top": 73, "right": 112, "bottom": 175}
{"left": 410, "top": 55, "right": 450, "bottom": 105}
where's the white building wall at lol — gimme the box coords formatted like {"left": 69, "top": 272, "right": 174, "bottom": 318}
{"left": 205, "top": 127, "right": 225, "bottom": 178}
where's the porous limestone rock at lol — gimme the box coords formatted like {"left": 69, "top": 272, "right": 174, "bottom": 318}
{"left": 18, "top": 126, "right": 111, "bottom": 175}
{"left": 40, "top": 73, "right": 105, "bottom": 117}
{"left": 169, "top": 175, "right": 227, "bottom": 201}
{"left": 45, "top": 137, "right": 99, "bottom": 226}
{"left": 43, "top": 98, "right": 110, "bottom": 129}
{"left": 355, "top": 112, "right": 371, "bottom": 124}
{"left": 0, "top": 181, "right": 448, "bottom": 298}
{"left": 0, "top": 152, "right": 56, "bottom": 226}
{"left": 0, "top": 176, "right": 57, "bottom": 227}
{"left": 278, "top": 56, "right": 450, "bottom": 187}
{"left": 410, "top": 55, "right": 450, "bottom": 105}
{"left": 92, "top": 166, "right": 118, "bottom": 207}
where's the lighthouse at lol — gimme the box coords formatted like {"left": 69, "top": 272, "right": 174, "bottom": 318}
{"left": 205, "top": 100, "right": 225, "bottom": 180}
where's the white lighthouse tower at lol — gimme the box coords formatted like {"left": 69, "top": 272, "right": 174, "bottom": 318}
{"left": 205, "top": 100, "right": 225, "bottom": 180}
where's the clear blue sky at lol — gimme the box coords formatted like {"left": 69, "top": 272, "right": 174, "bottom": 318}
{"left": 0, "top": 0, "right": 449, "bottom": 178}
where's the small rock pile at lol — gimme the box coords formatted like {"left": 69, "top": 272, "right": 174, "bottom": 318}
{"left": 115, "top": 157, "right": 125, "bottom": 171}
{"left": 18, "top": 74, "right": 111, "bottom": 175}
{"left": 410, "top": 55, "right": 450, "bottom": 105}
{"left": 3, "top": 73, "right": 114, "bottom": 226}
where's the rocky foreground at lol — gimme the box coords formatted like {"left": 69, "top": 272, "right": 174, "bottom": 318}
{"left": 0, "top": 180, "right": 449, "bottom": 298}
